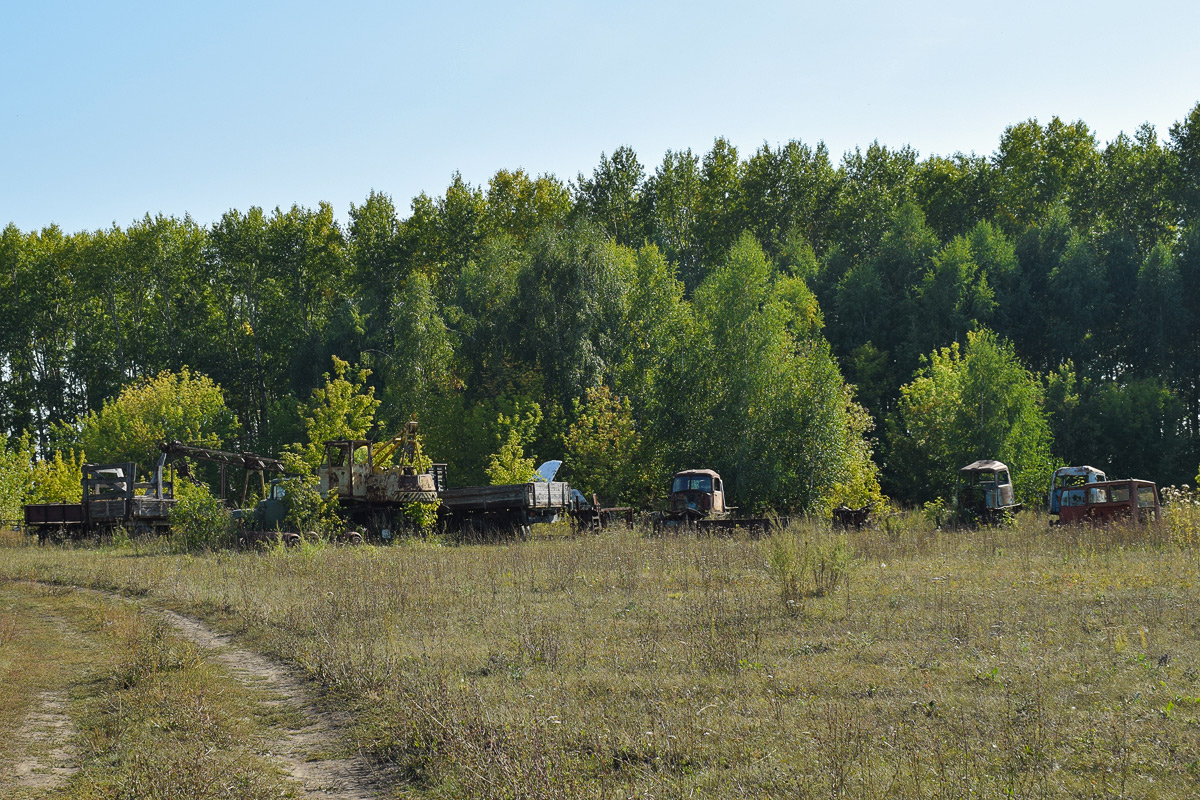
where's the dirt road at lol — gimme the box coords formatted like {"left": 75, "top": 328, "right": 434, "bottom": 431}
{"left": 0, "top": 582, "right": 383, "bottom": 799}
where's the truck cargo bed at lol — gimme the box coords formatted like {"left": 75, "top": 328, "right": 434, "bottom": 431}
{"left": 23, "top": 503, "right": 85, "bottom": 527}
{"left": 439, "top": 481, "right": 570, "bottom": 512}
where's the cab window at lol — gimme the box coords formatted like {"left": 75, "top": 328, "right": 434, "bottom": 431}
{"left": 672, "top": 475, "right": 713, "bottom": 493}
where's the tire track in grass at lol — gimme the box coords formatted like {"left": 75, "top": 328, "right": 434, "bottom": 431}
{"left": 150, "top": 607, "right": 380, "bottom": 800}
{"left": 41, "top": 583, "right": 382, "bottom": 800}
{"left": 4, "top": 601, "right": 83, "bottom": 794}
{"left": 10, "top": 690, "right": 77, "bottom": 791}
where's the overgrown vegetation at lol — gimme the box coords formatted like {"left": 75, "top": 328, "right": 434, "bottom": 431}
{"left": 763, "top": 527, "right": 853, "bottom": 610}
{"left": 0, "top": 582, "right": 291, "bottom": 797}
{"left": 6, "top": 104, "right": 1200, "bottom": 510}
{"left": 168, "top": 484, "right": 234, "bottom": 551}
{"left": 2, "top": 511, "right": 1198, "bottom": 797}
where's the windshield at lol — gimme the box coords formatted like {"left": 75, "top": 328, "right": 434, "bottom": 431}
{"left": 1137, "top": 486, "right": 1157, "bottom": 508}
{"left": 967, "top": 471, "right": 997, "bottom": 487}
{"left": 673, "top": 475, "right": 712, "bottom": 493}
{"left": 1055, "top": 470, "right": 1105, "bottom": 488}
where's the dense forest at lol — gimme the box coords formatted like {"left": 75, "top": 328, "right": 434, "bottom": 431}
{"left": 3, "top": 103, "right": 1200, "bottom": 513}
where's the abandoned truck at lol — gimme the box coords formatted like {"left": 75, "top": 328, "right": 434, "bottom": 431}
{"left": 1052, "top": 476, "right": 1160, "bottom": 525}
{"left": 438, "top": 480, "right": 571, "bottom": 540}
{"left": 653, "top": 469, "right": 772, "bottom": 533}
{"left": 1047, "top": 465, "right": 1107, "bottom": 521}
{"left": 318, "top": 423, "right": 570, "bottom": 540}
{"left": 23, "top": 461, "right": 175, "bottom": 541}
{"left": 955, "top": 460, "right": 1022, "bottom": 525}
{"left": 318, "top": 428, "right": 443, "bottom": 539}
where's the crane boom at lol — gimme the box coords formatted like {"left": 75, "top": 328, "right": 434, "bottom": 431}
{"left": 158, "top": 441, "right": 287, "bottom": 505}
{"left": 159, "top": 441, "right": 286, "bottom": 473}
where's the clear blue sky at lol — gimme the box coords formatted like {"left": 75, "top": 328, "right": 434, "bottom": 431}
{"left": 3, "top": 0, "right": 1198, "bottom": 234}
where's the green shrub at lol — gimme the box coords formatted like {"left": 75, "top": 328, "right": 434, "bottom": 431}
{"left": 169, "top": 485, "right": 233, "bottom": 551}
{"left": 763, "top": 527, "right": 853, "bottom": 611}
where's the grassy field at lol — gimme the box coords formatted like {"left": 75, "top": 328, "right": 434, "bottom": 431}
{"left": 2, "top": 509, "right": 1199, "bottom": 799}
{"left": 0, "top": 569, "right": 293, "bottom": 799}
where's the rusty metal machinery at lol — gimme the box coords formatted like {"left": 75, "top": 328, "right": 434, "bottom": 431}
{"left": 159, "top": 440, "right": 286, "bottom": 505}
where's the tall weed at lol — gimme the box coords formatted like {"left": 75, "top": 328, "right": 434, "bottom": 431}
{"left": 764, "top": 525, "right": 852, "bottom": 610}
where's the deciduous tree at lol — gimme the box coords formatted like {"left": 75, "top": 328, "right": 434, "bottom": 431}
{"left": 887, "top": 329, "right": 1053, "bottom": 504}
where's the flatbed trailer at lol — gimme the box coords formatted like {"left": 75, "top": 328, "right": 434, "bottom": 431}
{"left": 23, "top": 461, "right": 175, "bottom": 542}
{"left": 438, "top": 481, "right": 571, "bottom": 540}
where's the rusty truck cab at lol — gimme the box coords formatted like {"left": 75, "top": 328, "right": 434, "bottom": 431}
{"left": 319, "top": 439, "right": 373, "bottom": 500}
{"left": 1048, "top": 465, "right": 1107, "bottom": 519}
{"left": 669, "top": 469, "right": 727, "bottom": 518}
{"left": 1055, "top": 479, "right": 1160, "bottom": 525}
{"left": 956, "top": 460, "right": 1021, "bottom": 524}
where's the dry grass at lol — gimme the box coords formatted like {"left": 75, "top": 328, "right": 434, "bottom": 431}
{"left": 3, "top": 510, "right": 1200, "bottom": 798}
{"left": 0, "top": 582, "right": 293, "bottom": 799}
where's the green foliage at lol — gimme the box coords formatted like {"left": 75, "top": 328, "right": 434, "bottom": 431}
{"left": 888, "top": 329, "right": 1054, "bottom": 504}
{"left": 562, "top": 386, "right": 653, "bottom": 504}
{"left": 994, "top": 116, "right": 1100, "bottom": 231}
{"left": 169, "top": 485, "right": 233, "bottom": 551}
{"left": 289, "top": 356, "right": 380, "bottom": 472}
{"left": 399, "top": 500, "right": 440, "bottom": 531}
{"left": 574, "top": 146, "right": 645, "bottom": 247}
{"left": 763, "top": 527, "right": 853, "bottom": 611}
{"left": 485, "top": 404, "right": 542, "bottom": 485}
{"left": 423, "top": 393, "right": 546, "bottom": 487}
{"left": 656, "top": 233, "right": 880, "bottom": 513}
{"left": 379, "top": 270, "right": 453, "bottom": 422}
{"left": 276, "top": 453, "right": 341, "bottom": 535}
{"left": 0, "top": 436, "right": 33, "bottom": 523}
{"left": 27, "top": 449, "right": 86, "bottom": 504}
{"left": 911, "top": 234, "right": 996, "bottom": 354}
{"left": 486, "top": 430, "right": 536, "bottom": 485}
{"left": 8, "top": 104, "right": 1200, "bottom": 512}
{"left": 54, "top": 368, "right": 236, "bottom": 469}
{"left": 283, "top": 477, "right": 338, "bottom": 535}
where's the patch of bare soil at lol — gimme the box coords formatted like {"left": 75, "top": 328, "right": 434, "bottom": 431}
{"left": 10, "top": 690, "right": 77, "bottom": 791}
{"left": 152, "top": 608, "right": 381, "bottom": 800}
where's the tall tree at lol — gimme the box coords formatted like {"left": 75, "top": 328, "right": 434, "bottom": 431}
{"left": 513, "top": 224, "right": 634, "bottom": 406}
{"left": 483, "top": 169, "right": 570, "bottom": 243}
{"left": 1097, "top": 124, "right": 1175, "bottom": 250}
{"left": 1168, "top": 101, "right": 1200, "bottom": 222}
{"left": 910, "top": 234, "right": 996, "bottom": 359}
{"left": 696, "top": 137, "right": 746, "bottom": 273}
{"left": 1128, "top": 242, "right": 1187, "bottom": 380}
{"left": 641, "top": 149, "right": 703, "bottom": 288}
{"left": 562, "top": 386, "right": 653, "bottom": 504}
{"left": 993, "top": 117, "right": 1099, "bottom": 232}
{"left": 887, "top": 329, "right": 1054, "bottom": 504}
{"left": 1043, "top": 232, "right": 1110, "bottom": 375}
{"left": 657, "top": 233, "right": 879, "bottom": 512}
{"left": 0, "top": 226, "right": 91, "bottom": 448}
{"left": 742, "top": 139, "right": 840, "bottom": 261}
{"left": 913, "top": 153, "right": 998, "bottom": 242}
{"left": 52, "top": 368, "right": 238, "bottom": 470}
{"left": 831, "top": 142, "right": 918, "bottom": 262}
{"left": 574, "top": 146, "right": 645, "bottom": 248}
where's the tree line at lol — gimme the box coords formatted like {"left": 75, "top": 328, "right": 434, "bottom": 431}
{"left": 3, "top": 102, "right": 1200, "bottom": 513}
